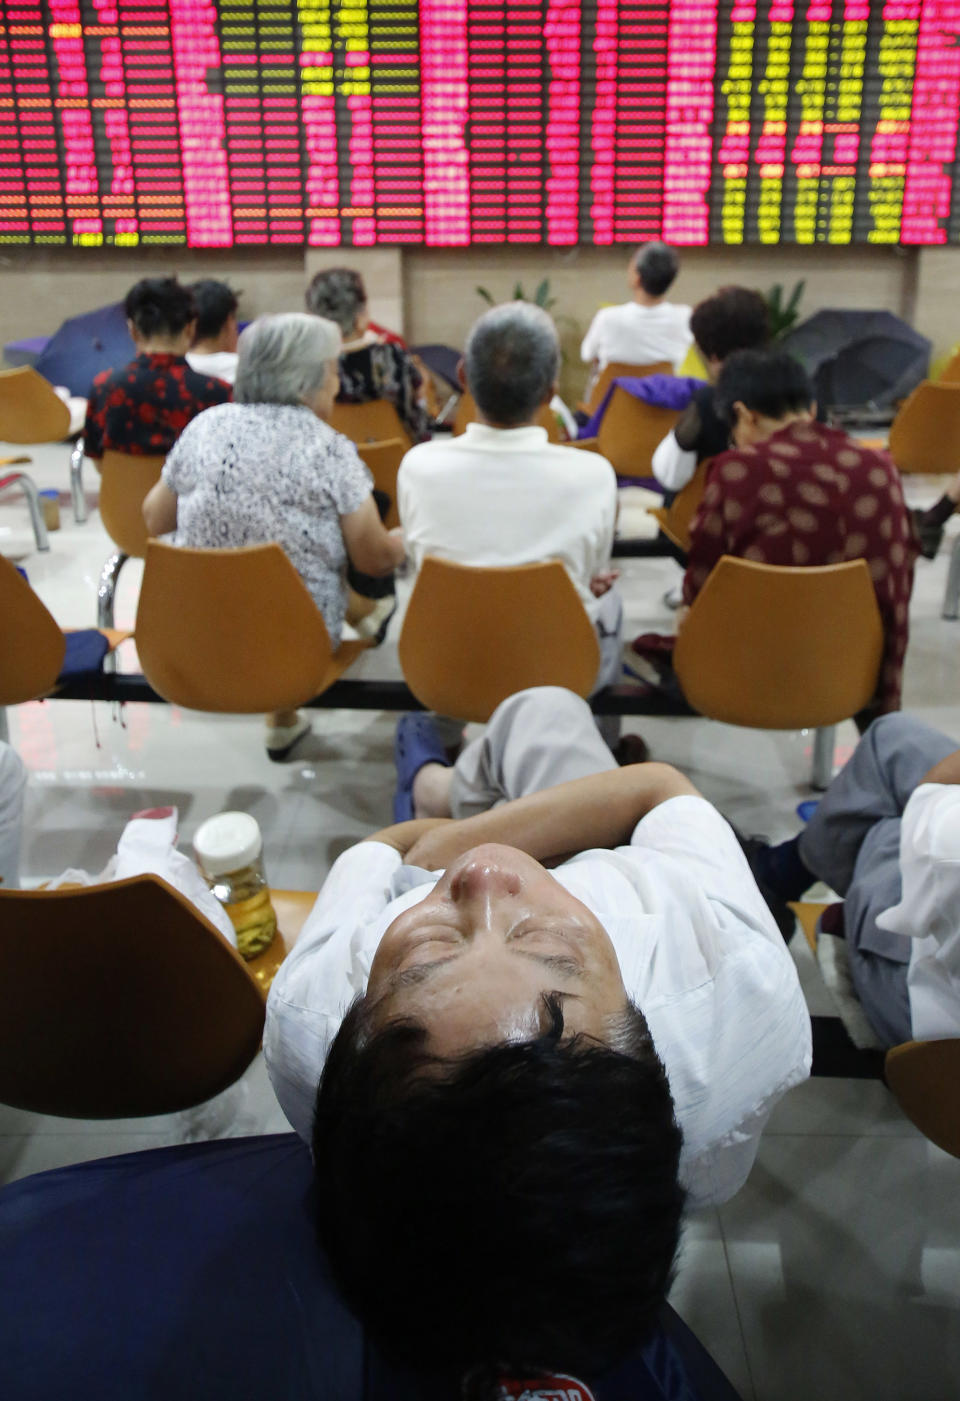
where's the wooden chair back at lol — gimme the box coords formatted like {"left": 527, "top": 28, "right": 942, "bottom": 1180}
{"left": 674, "top": 556, "right": 883, "bottom": 729}
{"left": 595, "top": 385, "right": 681, "bottom": 476}
{"left": 0, "top": 874, "right": 265, "bottom": 1117}
{"left": 328, "top": 398, "right": 413, "bottom": 450}
{"left": 0, "top": 366, "right": 71, "bottom": 443}
{"left": 357, "top": 437, "right": 406, "bottom": 529}
{"left": 136, "top": 541, "right": 367, "bottom": 712}
{"left": 650, "top": 459, "right": 711, "bottom": 554}
{"left": 583, "top": 359, "right": 672, "bottom": 414}
{"left": 0, "top": 553, "right": 65, "bottom": 704}
{"left": 884, "top": 1039, "right": 960, "bottom": 1158}
{"left": 399, "top": 556, "right": 600, "bottom": 723}
{"left": 98, "top": 450, "right": 166, "bottom": 557}
{"left": 888, "top": 381, "right": 960, "bottom": 474}
{"left": 452, "top": 390, "right": 564, "bottom": 443}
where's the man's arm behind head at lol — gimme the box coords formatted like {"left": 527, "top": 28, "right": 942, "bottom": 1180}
{"left": 312, "top": 994, "right": 685, "bottom": 1382}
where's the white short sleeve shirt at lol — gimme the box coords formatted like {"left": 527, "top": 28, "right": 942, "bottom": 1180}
{"left": 264, "top": 796, "right": 811, "bottom": 1208}
{"left": 397, "top": 424, "right": 617, "bottom": 620}
{"left": 580, "top": 301, "right": 693, "bottom": 374}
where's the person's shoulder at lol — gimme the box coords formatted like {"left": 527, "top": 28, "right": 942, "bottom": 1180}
{"left": 398, "top": 437, "right": 457, "bottom": 476}
{"left": 708, "top": 442, "right": 759, "bottom": 482}
{"left": 548, "top": 441, "right": 616, "bottom": 479}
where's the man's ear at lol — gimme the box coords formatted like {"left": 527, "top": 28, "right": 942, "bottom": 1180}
{"left": 456, "top": 357, "right": 467, "bottom": 391}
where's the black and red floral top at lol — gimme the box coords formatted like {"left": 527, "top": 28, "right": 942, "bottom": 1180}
{"left": 83, "top": 352, "right": 232, "bottom": 459}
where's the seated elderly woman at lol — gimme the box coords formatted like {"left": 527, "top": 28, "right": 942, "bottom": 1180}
{"left": 84, "top": 276, "right": 231, "bottom": 459}
{"left": 305, "top": 267, "right": 430, "bottom": 443}
{"left": 627, "top": 349, "right": 917, "bottom": 725}
{"left": 143, "top": 312, "right": 405, "bottom": 760}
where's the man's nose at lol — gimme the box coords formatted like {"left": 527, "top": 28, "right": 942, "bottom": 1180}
{"left": 449, "top": 853, "right": 522, "bottom": 905}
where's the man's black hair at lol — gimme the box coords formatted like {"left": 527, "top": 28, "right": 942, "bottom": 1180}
{"left": 124, "top": 276, "right": 195, "bottom": 340}
{"left": 691, "top": 286, "right": 769, "bottom": 363}
{"left": 714, "top": 348, "right": 813, "bottom": 427}
{"left": 633, "top": 242, "right": 679, "bottom": 298}
{"left": 188, "top": 279, "right": 239, "bottom": 341}
{"left": 312, "top": 993, "right": 685, "bottom": 1381}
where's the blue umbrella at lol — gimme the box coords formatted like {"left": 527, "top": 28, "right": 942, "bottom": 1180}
{"left": 34, "top": 302, "right": 135, "bottom": 399}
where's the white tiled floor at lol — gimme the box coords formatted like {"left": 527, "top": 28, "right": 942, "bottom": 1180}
{"left": 3, "top": 441, "right": 960, "bottom": 1399}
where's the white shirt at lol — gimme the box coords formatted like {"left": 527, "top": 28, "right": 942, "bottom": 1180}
{"left": 397, "top": 423, "right": 617, "bottom": 620}
{"left": 580, "top": 301, "right": 693, "bottom": 374}
{"left": 264, "top": 795, "right": 811, "bottom": 1208}
{"left": 186, "top": 349, "right": 238, "bottom": 385}
{"left": 652, "top": 430, "right": 698, "bottom": 493}
{"left": 875, "top": 782, "right": 960, "bottom": 1041}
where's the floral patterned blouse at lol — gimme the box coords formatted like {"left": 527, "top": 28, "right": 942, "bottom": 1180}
{"left": 83, "top": 352, "right": 232, "bottom": 458}
{"left": 685, "top": 420, "right": 917, "bottom": 713}
{"left": 162, "top": 402, "right": 373, "bottom": 645}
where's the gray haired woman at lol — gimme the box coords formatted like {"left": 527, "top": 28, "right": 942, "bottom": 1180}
{"left": 305, "top": 268, "right": 429, "bottom": 442}
{"left": 143, "top": 312, "right": 405, "bottom": 760}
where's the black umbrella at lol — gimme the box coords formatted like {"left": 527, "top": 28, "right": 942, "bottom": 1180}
{"left": 781, "top": 309, "right": 930, "bottom": 410}
{"left": 34, "top": 302, "right": 135, "bottom": 399}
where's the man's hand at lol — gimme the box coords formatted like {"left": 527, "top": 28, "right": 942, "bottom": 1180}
{"left": 590, "top": 568, "right": 620, "bottom": 598}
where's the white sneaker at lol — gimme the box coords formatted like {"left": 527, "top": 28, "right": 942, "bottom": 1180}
{"left": 266, "top": 714, "right": 312, "bottom": 762}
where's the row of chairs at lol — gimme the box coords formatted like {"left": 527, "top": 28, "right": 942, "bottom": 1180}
{"left": 3, "top": 533, "right": 882, "bottom": 794}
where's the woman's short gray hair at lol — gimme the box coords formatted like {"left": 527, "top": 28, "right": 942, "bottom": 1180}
{"left": 464, "top": 302, "right": 560, "bottom": 427}
{"left": 234, "top": 313, "right": 341, "bottom": 406}
{"left": 304, "top": 267, "right": 367, "bottom": 336}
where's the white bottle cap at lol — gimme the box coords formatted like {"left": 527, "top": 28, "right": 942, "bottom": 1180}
{"left": 194, "top": 811, "right": 263, "bottom": 878}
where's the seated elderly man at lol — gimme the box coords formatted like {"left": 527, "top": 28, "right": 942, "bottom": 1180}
{"left": 398, "top": 302, "right": 621, "bottom": 691}
{"left": 265, "top": 685, "right": 811, "bottom": 1384}
{"left": 580, "top": 241, "right": 692, "bottom": 383}
{"left": 749, "top": 714, "right": 960, "bottom": 1049}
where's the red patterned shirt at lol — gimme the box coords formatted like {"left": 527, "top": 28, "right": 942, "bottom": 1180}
{"left": 83, "top": 352, "right": 232, "bottom": 459}
{"left": 684, "top": 419, "right": 916, "bottom": 713}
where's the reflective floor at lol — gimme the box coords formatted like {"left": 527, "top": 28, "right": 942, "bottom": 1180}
{"left": 2, "top": 441, "right": 959, "bottom": 1399}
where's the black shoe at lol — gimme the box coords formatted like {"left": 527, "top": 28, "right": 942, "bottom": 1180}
{"left": 613, "top": 734, "right": 651, "bottom": 766}
{"left": 911, "top": 507, "right": 945, "bottom": 561}
{"left": 737, "top": 835, "right": 797, "bottom": 943}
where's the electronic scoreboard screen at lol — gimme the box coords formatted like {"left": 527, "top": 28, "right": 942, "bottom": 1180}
{"left": 1, "top": 1, "right": 958, "bottom": 248}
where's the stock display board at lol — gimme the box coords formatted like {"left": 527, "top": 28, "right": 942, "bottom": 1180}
{"left": 1, "top": 1, "right": 959, "bottom": 247}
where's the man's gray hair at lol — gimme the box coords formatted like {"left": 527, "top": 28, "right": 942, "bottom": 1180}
{"left": 234, "top": 312, "right": 341, "bottom": 406}
{"left": 464, "top": 302, "right": 560, "bottom": 428}
{"left": 631, "top": 242, "right": 679, "bottom": 298}
{"left": 304, "top": 267, "right": 366, "bottom": 336}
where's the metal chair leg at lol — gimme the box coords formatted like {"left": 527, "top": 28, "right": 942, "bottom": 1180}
{"left": 98, "top": 551, "right": 128, "bottom": 673}
{"left": 70, "top": 438, "right": 87, "bottom": 524}
{"left": 811, "top": 725, "right": 836, "bottom": 790}
{"left": 0, "top": 469, "right": 49, "bottom": 552}
{"left": 942, "top": 536, "right": 960, "bottom": 620}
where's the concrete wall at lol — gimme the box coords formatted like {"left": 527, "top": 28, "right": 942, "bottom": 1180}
{"left": 1, "top": 241, "right": 953, "bottom": 392}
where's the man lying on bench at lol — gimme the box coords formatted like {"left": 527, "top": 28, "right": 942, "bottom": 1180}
{"left": 265, "top": 686, "right": 811, "bottom": 1384}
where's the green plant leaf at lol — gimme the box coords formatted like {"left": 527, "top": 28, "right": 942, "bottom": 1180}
{"left": 475, "top": 285, "right": 495, "bottom": 304}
